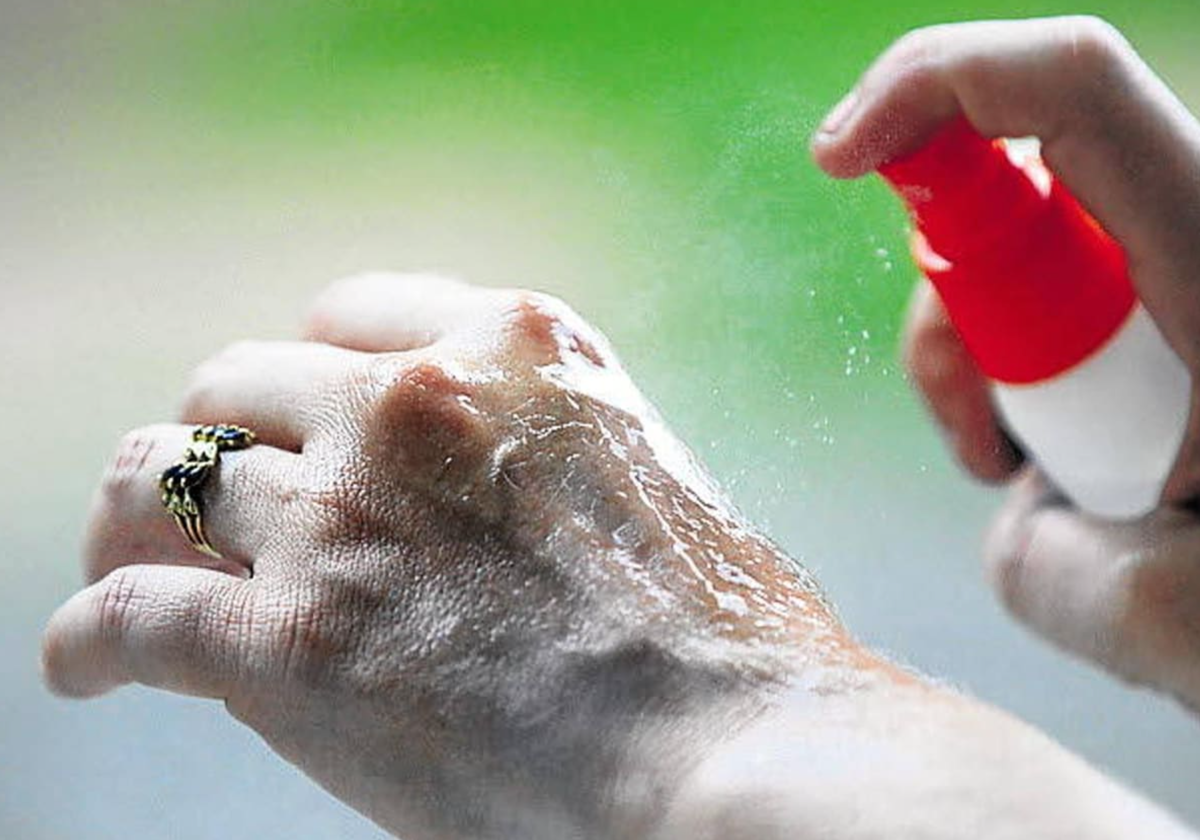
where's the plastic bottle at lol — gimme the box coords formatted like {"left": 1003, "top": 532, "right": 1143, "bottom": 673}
{"left": 878, "top": 117, "right": 1192, "bottom": 519}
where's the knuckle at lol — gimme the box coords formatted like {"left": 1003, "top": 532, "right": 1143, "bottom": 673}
{"left": 883, "top": 26, "right": 946, "bottom": 77}
{"left": 98, "top": 426, "right": 167, "bottom": 507}
{"left": 95, "top": 568, "right": 145, "bottom": 641}
{"left": 206, "top": 582, "right": 257, "bottom": 648}
{"left": 372, "top": 357, "right": 473, "bottom": 432}
{"left": 982, "top": 509, "right": 1032, "bottom": 615}
{"left": 377, "top": 356, "right": 467, "bottom": 418}
{"left": 365, "top": 358, "right": 495, "bottom": 499}
{"left": 1058, "top": 16, "right": 1129, "bottom": 67}
{"left": 95, "top": 423, "right": 255, "bottom": 584}
{"left": 890, "top": 27, "right": 933, "bottom": 61}
{"left": 1048, "top": 16, "right": 1133, "bottom": 110}
{"left": 497, "top": 290, "right": 609, "bottom": 367}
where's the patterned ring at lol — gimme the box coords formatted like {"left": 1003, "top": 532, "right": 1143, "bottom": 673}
{"left": 159, "top": 424, "right": 256, "bottom": 559}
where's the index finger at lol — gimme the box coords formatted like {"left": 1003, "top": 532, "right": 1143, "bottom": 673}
{"left": 811, "top": 16, "right": 1200, "bottom": 366}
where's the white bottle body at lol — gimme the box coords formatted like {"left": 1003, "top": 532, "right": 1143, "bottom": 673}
{"left": 993, "top": 305, "right": 1192, "bottom": 519}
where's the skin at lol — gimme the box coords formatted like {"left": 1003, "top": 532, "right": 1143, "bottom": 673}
{"left": 812, "top": 15, "right": 1200, "bottom": 713}
{"left": 40, "top": 16, "right": 1200, "bottom": 840}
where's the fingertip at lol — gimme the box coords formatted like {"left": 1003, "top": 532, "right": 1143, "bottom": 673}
{"left": 302, "top": 272, "right": 412, "bottom": 340}
{"left": 810, "top": 90, "right": 875, "bottom": 178}
{"left": 41, "top": 566, "right": 248, "bottom": 701}
{"left": 808, "top": 144, "right": 864, "bottom": 180}
{"left": 301, "top": 273, "right": 374, "bottom": 343}
{"left": 981, "top": 469, "right": 1063, "bottom": 601}
{"left": 41, "top": 596, "right": 125, "bottom": 699}
{"left": 956, "top": 436, "right": 1024, "bottom": 486}
{"left": 809, "top": 124, "right": 877, "bottom": 180}
{"left": 41, "top": 650, "right": 119, "bottom": 699}
{"left": 301, "top": 272, "right": 474, "bottom": 352}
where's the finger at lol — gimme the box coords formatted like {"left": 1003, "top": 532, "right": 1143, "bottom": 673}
{"left": 985, "top": 469, "right": 1130, "bottom": 672}
{"left": 902, "top": 280, "right": 1022, "bottom": 483}
{"left": 812, "top": 16, "right": 1200, "bottom": 362}
{"left": 86, "top": 424, "right": 300, "bottom": 581}
{"left": 303, "top": 272, "right": 493, "bottom": 353}
{"left": 42, "top": 564, "right": 253, "bottom": 699}
{"left": 180, "top": 340, "right": 366, "bottom": 451}
{"left": 985, "top": 469, "right": 1200, "bottom": 707}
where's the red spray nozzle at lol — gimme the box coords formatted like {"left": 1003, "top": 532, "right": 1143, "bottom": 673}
{"left": 876, "top": 117, "right": 1135, "bottom": 384}
{"left": 878, "top": 118, "right": 1049, "bottom": 263}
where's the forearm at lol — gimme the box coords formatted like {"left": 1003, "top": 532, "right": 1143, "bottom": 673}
{"left": 657, "top": 681, "right": 1199, "bottom": 840}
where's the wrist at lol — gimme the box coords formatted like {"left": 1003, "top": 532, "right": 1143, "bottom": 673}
{"left": 486, "top": 635, "right": 777, "bottom": 838}
{"left": 515, "top": 618, "right": 885, "bottom": 837}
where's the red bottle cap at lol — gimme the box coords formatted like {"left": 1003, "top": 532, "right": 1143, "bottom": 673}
{"left": 878, "top": 118, "right": 1135, "bottom": 385}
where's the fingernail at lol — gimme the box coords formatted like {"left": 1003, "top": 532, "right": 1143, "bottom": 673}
{"left": 815, "top": 90, "right": 859, "bottom": 141}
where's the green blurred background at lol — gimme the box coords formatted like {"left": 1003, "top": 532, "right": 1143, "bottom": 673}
{"left": 4, "top": 0, "right": 1200, "bottom": 836}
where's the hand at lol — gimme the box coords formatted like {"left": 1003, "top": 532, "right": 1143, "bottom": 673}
{"left": 41, "top": 274, "right": 1200, "bottom": 838}
{"left": 812, "top": 17, "right": 1200, "bottom": 710}
{"left": 40, "top": 273, "right": 853, "bottom": 838}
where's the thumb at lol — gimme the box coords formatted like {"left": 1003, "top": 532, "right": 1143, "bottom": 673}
{"left": 986, "top": 469, "right": 1200, "bottom": 711}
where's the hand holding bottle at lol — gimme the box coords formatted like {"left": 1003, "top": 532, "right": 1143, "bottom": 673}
{"left": 812, "top": 17, "right": 1200, "bottom": 710}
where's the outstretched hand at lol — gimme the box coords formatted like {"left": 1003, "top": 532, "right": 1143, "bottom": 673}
{"left": 42, "top": 273, "right": 851, "bottom": 838}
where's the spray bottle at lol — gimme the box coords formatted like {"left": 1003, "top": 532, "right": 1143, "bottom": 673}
{"left": 878, "top": 118, "right": 1191, "bottom": 518}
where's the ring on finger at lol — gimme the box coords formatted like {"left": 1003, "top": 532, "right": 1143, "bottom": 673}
{"left": 159, "top": 424, "right": 256, "bottom": 558}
